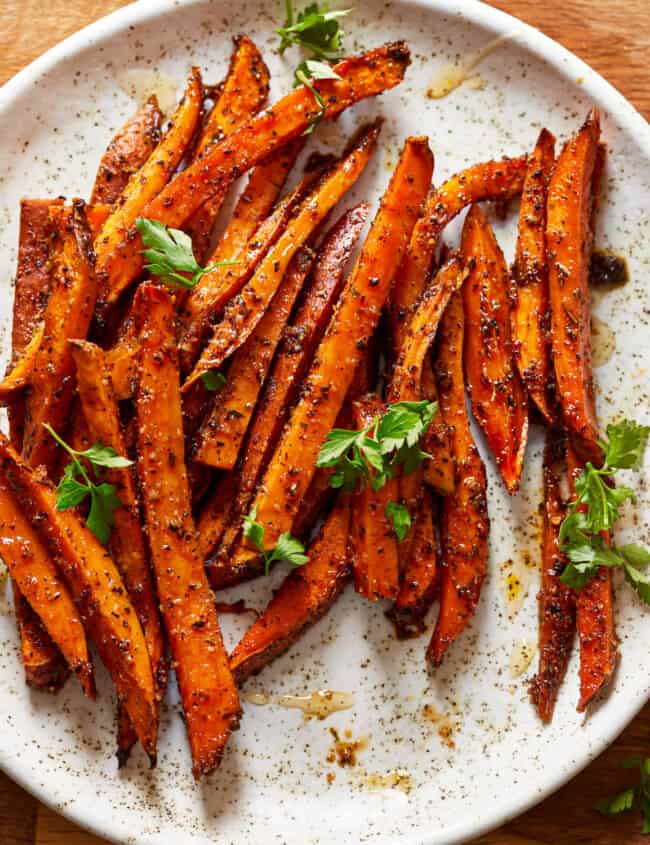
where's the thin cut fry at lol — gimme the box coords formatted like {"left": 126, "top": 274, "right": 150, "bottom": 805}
{"left": 0, "top": 435, "right": 158, "bottom": 760}
{"left": 238, "top": 136, "right": 433, "bottom": 565}
{"left": 511, "top": 129, "right": 557, "bottom": 425}
{"left": 0, "top": 323, "right": 44, "bottom": 403}
{"left": 427, "top": 292, "right": 489, "bottom": 666}
{"left": 90, "top": 96, "right": 162, "bottom": 205}
{"left": 195, "top": 246, "right": 315, "bottom": 468}
{"left": 21, "top": 201, "right": 97, "bottom": 473}
{"left": 134, "top": 282, "right": 240, "bottom": 778}
{"left": 95, "top": 42, "right": 411, "bottom": 305}
{"left": 547, "top": 110, "right": 602, "bottom": 462}
{"left": 529, "top": 432, "right": 576, "bottom": 723}
{"left": 461, "top": 204, "right": 529, "bottom": 493}
{"left": 230, "top": 496, "right": 351, "bottom": 684}
{"left": 12, "top": 592, "right": 69, "bottom": 691}
{"left": 183, "top": 123, "right": 381, "bottom": 390}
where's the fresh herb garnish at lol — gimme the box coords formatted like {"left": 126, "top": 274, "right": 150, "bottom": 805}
{"left": 200, "top": 371, "right": 227, "bottom": 392}
{"left": 317, "top": 400, "right": 438, "bottom": 493}
{"left": 136, "top": 218, "right": 237, "bottom": 289}
{"left": 43, "top": 423, "right": 132, "bottom": 544}
{"left": 294, "top": 59, "right": 341, "bottom": 134}
{"left": 276, "top": 1, "right": 351, "bottom": 58}
{"left": 243, "top": 507, "right": 309, "bottom": 576}
{"left": 386, "top": 501, "right": 411, "bottom": 542}
{"left": 559, "top": 419, "right": 650, "bottom": 604}
{"left": 595, "top": 756, "right": 650, "bottom": 834}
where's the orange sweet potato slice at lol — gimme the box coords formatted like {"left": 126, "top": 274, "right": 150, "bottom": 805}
{"left": 134, "top": 282, "right": 240, "bottom": 778}
{"left": 461, "top": 204, "right": 529, "bottom": 493}
{"left": 427, "top": 292, "right": 489, "bottom": 666}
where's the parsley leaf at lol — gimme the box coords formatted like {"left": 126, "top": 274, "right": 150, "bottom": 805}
{"left": 43, "top": 423, "right": 132, "bottom": 544}
{"left": 136, "top": 218, "right": 237, "bottom": 289}
{"left": 294, "top": 59, "right": 341, "bottom": 134}
{"left": 601, "top": 419, "right": 650, "bottom": 470}
{"left": 243, "top": 507, "right": 309, "bottom": 576}
{"left": 596, "top": 757, "right": 650, "bottom": 834}
{"left": 276, "top": 2, "right": 351, "bottom": 58}
{"left": 200, "top": 371, "right": 227, "bottom": 392}
{"left": 386, "top": 501, "right": 411, "bottom": 542}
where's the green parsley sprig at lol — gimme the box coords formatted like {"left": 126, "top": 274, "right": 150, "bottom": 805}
{"left": 200, "top": 371, "right": 227, "bottom": 392}
{"left": 294, "top": 59, "right": 342, "bottom": 134}
{"left": 596, "top": 756, "right": 650, "bottom": 834}
{"left": 559, "top": 419, "right": 650, "bottom": 604}
{"left": 385, "top": 501, "right": 411, "bottom": 542}
{"left": 44, "top": 423, "right": 133, "bottom": 544}
{"left": 243, "top": 507, "right": 309, "bottom": 576}
{"left": 136, "top": 218, "right": 237, "bottom": 289}
{"left": 317, "top": 400, "right": 438, "bottom": 493}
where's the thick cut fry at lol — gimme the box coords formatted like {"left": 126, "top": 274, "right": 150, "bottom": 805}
{"left": 547, "top": 110, "right": 603, "bottom": 461}
{"left": 90, "top": 96, "right": 162, "bottom": 205}
{"left": 95, "top": 42, "right": 411, "bottom": 304}
{"left": 195, "top": 247, "right": 315, "bottom": 469}
{"left": 0, "top": 323, "right": 44, "bottom": 403}
{"left": 0, "top": 474, "right": 94, "bottom": 696}
{"left": 461, "top": 204, "right": 529, "bottom": 493}
{"left": 529, "top": 432, "right": 576, "bottom": 723}
{"left": 565, "top": 441, "right": 617, "bottom": 712}
{"left": 185, "top": 36, "right": 270, "bottom": 261}
{"left": 237, "top": 136, "right": 432, "bottom": 567}
{"left": 179, "top": 160, "right": 315, "bottom": 374}
{"left": 427, "top": 292, "right": 489, "bottom": 666}
{"left": 349, "top": 395, "right": 400, "bottom": 600}
{"left": 197, "top": 472, "right": 239, "bottom": 563}
{"left": 200, "top": 206, "right": 369, "bottom": 562}
{"left": 134, "top": 282, "right": 240, "bottom": 778}
{"left": 389, "top": 491, "right": 438, "bottom": 638}
{"left": 230, "top": 497, "right": 351, "bottom": 684}
{"left": 21, "top": 201, "right": 97, "bottom": 472}
{"left": 13, "top": 591, "right": 69, "bottom": 690}
{"left": 95, "top": 68, "right": 203, "bottom": 317}
{"left": 183, "top": 123, "right": 381, "bottom": 390}
{"left": 0, "top": 435, "right": 158, "bottom": 760}
{"left": 511, "top": 129, "right": 557, "bottom": 425}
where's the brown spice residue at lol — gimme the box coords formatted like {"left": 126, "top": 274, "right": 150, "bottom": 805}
{"left": 422, "top": 704, "right": 457, "bottom": 748}
{"left": 326, "top": 772, "right": 336, "bottom": 785}
{"left": 327, "top": 727, "right": 367, "bottom": 767}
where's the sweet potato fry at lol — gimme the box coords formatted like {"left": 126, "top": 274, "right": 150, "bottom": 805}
{"left": 238, "top": 136, "right": 433, "bottom": 565}
{"left": 90, "top": 96, "right": 162, "bottom": 205}
{"left": 566, "top": 440, "right": 617, "bottom": 712}
{"left": 134, "top": 282, "right": 240, "bottom": 778}
{"left": 196, "top": 472, "right": 239, "bottom": 562}
{"left": 195, "top": 246, "right": 315, "bottom": 468}
{"left": 184, "top": 36, "right": 270, "bottom": 261}
{"left": 183, "top": 123, "right": 381, "bottom": 390}
{"left": 230, "top": 496, "right": 351, "bottom": 684}
{"left": 95, "top": 68, "right": 203, "bottom": 318}
{"left": 0, "top": 435, "right": 158, "bottom": 760}
{"left": 389, "top": 490, "right": 438, "bottom": 638}
{"left": 12, "top": 591, "right": 69, "bottom": 690}
{"left": 0, "top": 474, "right": 94, "bottom": 696}
{"left": 95, "top": 42, "right": 411, "bottom": 304}
{"left": 547, "top": 110, "right": 603, "bottom": 462}
{"left": 511, "top": 129, "right": 557, "bottom": 425}
{"left": 529, "top": 432, "right": 576, "bottom": 723}
{"left": 21, "top": 201, "right": 97, "bottom": 473}
{"left": 461, "top": 204, "right": 529, "bottom": 493}
{"left": 427, "top": 292, "right": 489, "bottom": 666}
{"left": 0, "top": 323, "right": 44, "bottom": 403}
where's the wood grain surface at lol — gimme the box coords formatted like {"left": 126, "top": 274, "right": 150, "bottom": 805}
{"left": 0, "top": 1, "right": 648, "bottom": 844}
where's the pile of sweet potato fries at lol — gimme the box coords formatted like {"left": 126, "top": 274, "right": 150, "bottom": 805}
{"left": 0, "top": 33, "right": 614, "bottom": 777}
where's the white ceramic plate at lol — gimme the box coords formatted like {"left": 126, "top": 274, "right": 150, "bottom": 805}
{"left": 1, "top": 2, "right": 649, "bottom": 843}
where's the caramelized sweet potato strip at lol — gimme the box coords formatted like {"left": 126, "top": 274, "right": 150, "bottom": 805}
{"left": 547, "top": 110, "right": 603, "bottom": 461}
{"left": 195, "top": 246, "right": 315, "bottom": 469}
{"left": 183, "top": 123, "right": 381, "bottom": 390}
{"left": 237, "top": 136, "right": 433, "bottom": 567}
{"left": 134, "top": 282, "right": 240, "bottom": 778}
{"left": 0, "top": 435, "right": 158, "bottom": 759}
{"left": 511, "top": 129, "right": 557, "bottom": 425}
{"left": 184, "top": 36, "right": 270, "bottom": 261}
{"left": 95, "top": 68, "right": 203, "bottom": 317}
{"left": 0, "top": 474, "right": 94, "bottom": 696}
{"left": 90, "top": 96, "right": 162, "bottom": 205}
{"left": 566, "top": 441, "right": 617, "bottom": 712}
{"left": 0, "top": 324, "right": 44, "bottom": 402}
{"left": 21, "top": 201, "right": 97, "bottom": 472}
{"left": 427, "top": 292, "right": 489, "bottom": 666}
{"left": 529, "top": 432, "right": 576, "bottom": 722}
{"left": 230, "top": 496, "right": 351, "bottom": 684}
{"left": 95, "top": 42, "right": 411, "bottom": 304}
{"left": 461, "top": 204, "right": 529, "bottom": 493}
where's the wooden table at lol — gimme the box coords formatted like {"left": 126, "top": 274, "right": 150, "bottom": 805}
{"left": 0, "top": 1, "right": 648, "bottom": 843}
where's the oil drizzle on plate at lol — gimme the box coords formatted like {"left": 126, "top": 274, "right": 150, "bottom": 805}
{"left": 591, "top": 315, "right": 617, "bottom": 367}
{"left": 509, "top": 639, "right": 537, "bottom": 678}
{"left": 116, "top": 68, "right": 179, "bottom": 115}
{"left": 426, "top": 32, "right": 520, "bottom": 99}
{"left": 277, "top": 689, "right": 354, "bottom": 720}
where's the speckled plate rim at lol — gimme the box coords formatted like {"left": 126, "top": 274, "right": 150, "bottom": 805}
{"left": 0, "top": 2, "right": 649, "bottom": 844}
